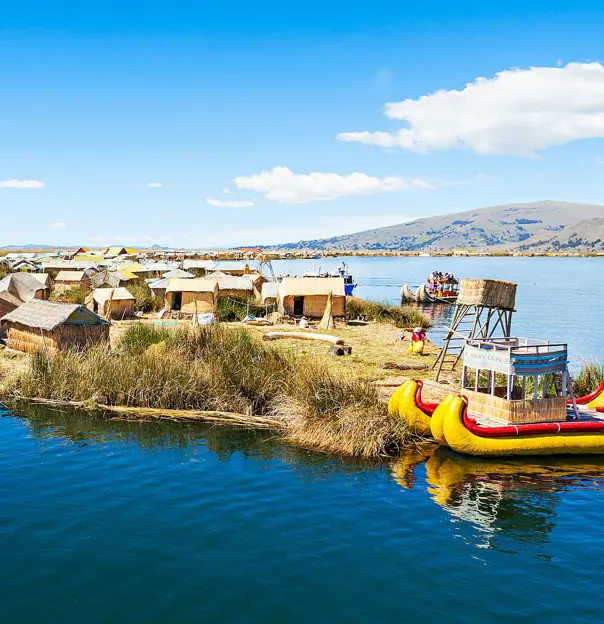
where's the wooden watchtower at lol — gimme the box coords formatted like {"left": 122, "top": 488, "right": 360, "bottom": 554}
{"left": 433, "top": 278, "right": 517, "bottom": 381}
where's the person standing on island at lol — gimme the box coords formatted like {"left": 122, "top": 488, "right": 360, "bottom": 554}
{"left": 407, "top": 326, "right": 427, "bottom": 355}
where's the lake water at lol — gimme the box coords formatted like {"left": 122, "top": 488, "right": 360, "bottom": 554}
{"left": 2, "top": 257, "right": 604, "bottom": 622}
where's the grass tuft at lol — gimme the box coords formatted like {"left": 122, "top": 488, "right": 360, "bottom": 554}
{"left": 127, "top": 281, "right": 164, "bottom": 313}
{"left": 573, "top": 360, "right": 604, "bottom": 397}
{"left": 345, "top": 297, "right": 430, "bottom": 328}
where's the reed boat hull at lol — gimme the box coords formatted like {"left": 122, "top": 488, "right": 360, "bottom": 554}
{"left": 393, "top": 379, "right": 604, "bottom": 456}
{"left": 440, "top": 398, "right": 604, "bottom": 456}
{"left": 401, "top": 283, "right": 458, "bottom": 304}
{"left": 390, "top": 379, "right": 438, "bottom": 437}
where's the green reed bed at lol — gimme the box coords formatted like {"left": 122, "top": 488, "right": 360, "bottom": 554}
{"left": 127, "top": 281, "right": 165, "bottom": 313}
{"left": 345, "top": 297, "right": 430, "bottom": 329}
{"left": 6, "top": 323, "right": 409, "bottom": 458}
{"left": 573, "top": 360, "right": 604, "bottom": 397}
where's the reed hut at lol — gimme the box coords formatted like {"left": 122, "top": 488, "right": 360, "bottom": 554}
{"left": 0, "top": 292, "right": 20, "bottom": 339}
{"left": 261, "top": 281, "right": 280, "bottom": 306}
{"left": 277, "top": 277, "right": 346, "bottom": 318}
{"left": 54, "top": 270, "right": 92, "bottom": 291}
{"left": 91, "top": 270, "right": 138, "bottom": 289}
{"left": 182, "top": 259, "right": 214, "bottom": 276}
{"left": 165, "top": 278, "right": 219, "bottom": 314}
{"left": 0, "top": 273, "right": 50, "bottom": 302}
{"left": 147, "top": 277, "right": 169, "bottom": 299}
{"left": 214, "top": 274, "right": 264, "bottom": 300}
{"left": 1, "top": 299, "right": 110, "bottom": 354}
{"left": 163, "top": 268, "right": 194, "bottom": 280}
{"left": 87, "top": 287, "right": 136, "bottom": 319}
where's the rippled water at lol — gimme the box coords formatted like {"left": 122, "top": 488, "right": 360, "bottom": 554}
{"left": 2, "top": 403, "right": 604, "bottom": 622}
{"left": 2, "top": 257, "right": 604, "bottom": 622}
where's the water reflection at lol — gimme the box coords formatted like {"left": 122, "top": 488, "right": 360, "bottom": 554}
{"left": 392, "top": 446, "right": 604, "bottom": 552}
{"left": 7, "top": 401, "right": 604, "bottom": 555}
{"left": 3, "top": 401, "right": 379, "bottom": 475}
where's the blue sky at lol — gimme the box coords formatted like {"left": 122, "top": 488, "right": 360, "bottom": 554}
{"left": 1, "top": 1, "right": 604, "bottom": 248}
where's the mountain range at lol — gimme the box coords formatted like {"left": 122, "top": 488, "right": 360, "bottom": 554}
{"left": 270, "top": 201, "right": 604, "bottom": 252}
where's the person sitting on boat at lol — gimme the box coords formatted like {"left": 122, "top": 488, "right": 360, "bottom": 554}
{"left": 338, "top": 261, "right": 346, "bottom": 276}
{"left": 427, "top": 280, "right": 435, "bottom": 294}
{"left": 408, "top": 326, "right": 427, "bottom": 355}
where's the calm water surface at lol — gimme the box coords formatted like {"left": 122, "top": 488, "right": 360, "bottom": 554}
{"left": 2, "top": 257, "right": 604, "bottom": 622}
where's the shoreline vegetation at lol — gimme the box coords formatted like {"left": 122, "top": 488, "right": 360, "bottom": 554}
{"left": 1, "top": 295, "right": 601, "bottom": 459}
{"left": 0, "top": 302, "right": 431, "bottom": 458}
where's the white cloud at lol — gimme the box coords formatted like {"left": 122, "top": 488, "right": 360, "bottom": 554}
{"left": 0, "top": 179, "right": 45, "bottom": 188}
{"left": 206, "top": 197, "right": 255, "bottom": 208}
{"left": 233, "top": 166, "right": 430, "bottom": 204}
{"left": 144, "top": 182, "right": 163, "bottom": 188}
{"left": 596, "top": 157, "right": 604, "bottom": 166}
{"left": 337, "top": 62, "right": 604, "bottom": 156}
{"left": 222, "top": 188, "right": 232, "bottom": 194}
{"left": 52, "top": 222, "right": 67, "bottom": 228}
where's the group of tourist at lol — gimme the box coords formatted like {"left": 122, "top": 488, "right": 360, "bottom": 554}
{"left": 428, "top": 271, "right": 455, "bottom": 282}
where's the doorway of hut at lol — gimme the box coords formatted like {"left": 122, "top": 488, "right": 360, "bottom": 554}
{"left": 293, "top": 296, "right": 304, "bottom": 316}
{"left": 171, "top": 292, "right": 182, "bottom": 311}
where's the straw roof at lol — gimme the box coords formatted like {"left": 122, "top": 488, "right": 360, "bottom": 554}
{"left": 278, "top": 277, "right": 345, "bottom": 298}
{"left": 261, "top": 281, "right": 280, "bottom": 301}
{"left": 91, "top": 287, "right": 135, "bottom": 304}
{"left": 0, "top": 273, "right": 50, "bottom": 302}
{"left": 213, "top": 275, "right": 256, "bottom": 292}
{"left": 163, "top": 268, "right": 195, "bottom": 279}
{"left": 55, "top": 270, "right": 87, "bottom": 282}
{"left": 40, "top": 260, "right": 98, "bottom": 271}
{"left": 29, "top": 273, "right": 51, "bottom": 288}
{"left": 165, "top": 278, "right": 219, "bottom": 294}
{"left": 1, "top": 299, "right": 109, "bottom": 331}
{"left": 0, "top": 291, "right": 20, "bottom": 318}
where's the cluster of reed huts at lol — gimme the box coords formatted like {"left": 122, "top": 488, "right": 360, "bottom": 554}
{"left": 0, "top": 247, "right": 348, "bottom": 354}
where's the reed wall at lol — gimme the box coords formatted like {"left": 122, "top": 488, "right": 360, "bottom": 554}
{"left": 465, "top": 389, "right": 567, "bottom": 424}
{"left": 5, "top": 321, "right": 110, "bottom": 354}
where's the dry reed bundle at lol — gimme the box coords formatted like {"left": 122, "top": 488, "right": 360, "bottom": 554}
{"left": 457, "top": 278, "right": 517, "bottom": 310}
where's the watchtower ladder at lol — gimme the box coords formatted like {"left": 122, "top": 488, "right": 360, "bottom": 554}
{"left": 433, "top": 279, "right": 517, "bottom": 382}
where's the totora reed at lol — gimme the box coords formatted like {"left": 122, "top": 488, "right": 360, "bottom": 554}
{"left": 3, "top": 323, "right": 412, "bottom": 458}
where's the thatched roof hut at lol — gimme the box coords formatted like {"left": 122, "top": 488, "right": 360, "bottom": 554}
{"left": 182, "top": 259, "right": 214, "bottom": 276}
{"left": 86, "top": 287, "right": 136, "bottom": 319}
{"left": 91, "top": 270, "right": 138, "bottom": 289}
{"left": 54, "top": 270, "right": 92, "bottom": 291}
{"left": 213, "top": 273, "right": 264, "bottom": 300}
{"left": 0, "top": 273, "right": 51, "bottom": 302}
{"left": 163, "top": 268, "right": 194, "bottom": 279}
{"left": 0, "top": 292, "right": 20, "bottom": 339}
{"left": 277, "top": 277, "right": 346, "bottom": 318}
{"left": 165, "top": 279, "right": 218, "bottom": 314}
{"left": 1, "top": 299, "right": 110, "bottom": 353}
{"left": 261, "top": 281, "right": 280, "bottom": 305}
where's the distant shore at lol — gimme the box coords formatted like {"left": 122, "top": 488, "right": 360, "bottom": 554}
{"left": 2, "top": 248, "right": 604, "bottom": 260}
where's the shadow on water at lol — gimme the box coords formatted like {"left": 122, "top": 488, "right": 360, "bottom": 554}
{"left": 392, "top": 445, "right": 604, "bottom": 553}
